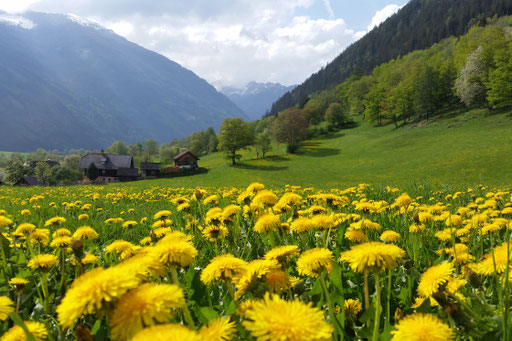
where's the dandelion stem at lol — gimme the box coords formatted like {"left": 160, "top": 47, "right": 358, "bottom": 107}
{"left": 372, "top": 272, "right": 382, "bottom": 341}
{"left": 170, "top": 267, "right": 196, "bottom": 328}
{"left": 364, "top": 271, "right": 370, "bottom": 309}
{"left": 386, "top": 269, "right": 392, "bottom": 326}
{"left": 319, "top": 273, "right": 342, "bottom": 341}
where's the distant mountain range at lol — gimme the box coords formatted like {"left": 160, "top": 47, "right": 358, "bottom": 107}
{"left": 220, "top": 82, "right": 296, "bottom": 120}
{"left": 0, "top": 11, "right": 245, "bottom": 152}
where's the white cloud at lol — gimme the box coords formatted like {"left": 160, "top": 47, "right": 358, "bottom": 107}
{"left": 0, "top": 0, "right": 39, "bottom": 13}
{"left": 0, "top": 0, "right": 371, "bottom": 87}
{"left": 108, "top": 21, "right": 134, "bottom": 36}
{"left": 0, "top": 13, "right": 36, "bottom": 28}
{"left": 368, "top": 4, "right": 403, "bottom": 31}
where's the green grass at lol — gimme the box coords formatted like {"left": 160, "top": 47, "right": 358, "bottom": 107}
{"left": 137, "top": 108, "right": 512, "bottom": 189}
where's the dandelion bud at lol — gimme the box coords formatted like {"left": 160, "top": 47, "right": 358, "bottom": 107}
{"left": 293, "top": 281, "right": 305, "bottom": 295}
{"left": 71, "top": 238, "right": 84, "bottom": 260}
{"left": 413, "top": 211, "right": 420, "bottom": 223}
{"left": 150, "top": 230, "right": 158, "bottom": 243}
{"left": 75, "top": 324, "right": 94, "bottom": 341}
{"left": 394, "top": 307, "right": 403, "bottom": 321}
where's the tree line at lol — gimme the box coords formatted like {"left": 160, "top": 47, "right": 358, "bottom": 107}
{"left": 269, "top": 0, "right": 512, "bottom": 116}
{"left": 286, "top": 16, "right": 512, "bottom": 128}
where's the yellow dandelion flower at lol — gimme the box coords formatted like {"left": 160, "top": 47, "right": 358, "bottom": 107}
{"left": 131, "top": 324, "right": 202, "bottom": 341}
{"left": 50, "top": 236, "right": 72, "bottom": 248}
{"left": 151, "top": 239, "right": 197, "bottom": 268}
{"left": 473, "top": 242, "right": 512, "bottom": 275}
{"left": 78, "top": 214, "right": 89, "bottom": 221}
{"left": 204, "top": 195, "right": 219, "bottom": 205}
{"left": 153, "top": 210, "right": 172, "bottom": 220}
{"left": 344, "top": 298, "right": 362, "bottom": 315}
{"left": 110, "top": 283, "right": 185, "bottom": 340}
{"left": 235, "top": 259, "right": 280, "bottom": 299}
{"left": 380, "top": 230, "right": 401, "bottom": 243}
{"left": 312, "top": 214, "right": 337, "bottom": 230}
{"left": 391, "top": 313, "right": 453, "bottom": 341}
{"left": 340, "top": 242, "right": 405, "bottom": 273}
{"left": 20, "top": 209, "right": 31, "bottom": 216}
{"left": 27, "top": 254, "right": 58, "bottom": 270}
{"left": 28, "top": 229, "right": 50, "bottom": 246}
{"left": 70, "top": 253, "right": 99, "bottom": 265}
{"left": 290, "top": 218, "right": 316, "bottom": 234}
{"left": 418, "top": 212, "right": 434, "bottom": 223}
{"left": 252, "top": 190, "right": 278, "bottom": 207}
{"left": 344, "top": 227, "right": 368, "bottom": 243}
{"left": 53, "top": 228, "right": 71, "bottom": 238}
{"left": 140, "top": 237, "right": 152, "bottom": 245}
{"left": 57, "top": 267, "right": 141, "bottom": 328}
{"left": 253, "top": 213, "right": 281, "bottom": 233}
{"left": 72, "top": 226, "right": 99, "bottom": 240}
{"left": 202, "top": 225, "right": 229, "bottom": 242}
{"left": 243, "top": 293, "right": 333, "bottom": 341}
{"left": 9, "top": 278, "right": 29, "bottom": 288}
{"left": 152, "top": 219, "right": 172, "bottom": 228}
{"left": 122, "top": 220, "right": 138, "bottom": 228}
{"left": 0, "top": 296, "right": 14, "bottom": 321}
{"left": 221, "top": 204, "right": 241, "bottom": 222}
{"left": 266, "top": 270, "right": 293, "bottom": 294}
{"left": 44, "top": 216, "right": 66, "bottom": 226}
{"left": 394, "top": 193, "right": 412, "bottom": 207}
{"left": 297, "top": 248, "right": 333, "bottom": 278}
{"left": 199, "top": 317, "right": 237, "bottom": 341}
{"left": 15, "top": 223, "right": 36, "bottom": 235}
{"left": 417, "top": 262, "right": 454, "bottom": 297}
{"left": 0, "top": 216, "right": 13, "bottom": 227}
{"left": 264, "top": 245, "right": 300, "bottom": 264}
{"left": 201, "top": 254, "right": 248, "bottom": 285}
{"left": 105, "top": 240, "right": 140, "bottom": 260}
{"left": 306, "top": 205, "right": 327, "bottom": 215}
{"left": 1, "top": 321, "right": 48, "bottom": 340}
{"left": 246, "top": 182, "right": 265, "bottom": 194}
{"left": 177, "top": 202, "right": 191, "bottom": 212}
{"left": 237, "top": 299, "right": 257, "bottom": 317}
{"left": 206, "top": 207, "right": 223, "bottom": 225}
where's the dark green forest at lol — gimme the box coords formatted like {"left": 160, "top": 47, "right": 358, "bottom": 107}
{"left": 269, "top": 0, "right": 512, "bottom": 116}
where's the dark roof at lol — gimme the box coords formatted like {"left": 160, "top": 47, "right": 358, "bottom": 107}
{"left": 117, "top": 167, "right": 139, "bottom": 177}
{"left": 172, "top": 150, "right": 199, "bottom": 161}
{"left": 79, "top": 153, "right": 134, "bottom": 170}
{"left": 29, "top": 160, "right": 60, "bottom": 168}
{"left": 15, "top": 176, "right": 45, "bottom": 186}
{"left": 140, "top": 162, "right": 161, "bottom": 171}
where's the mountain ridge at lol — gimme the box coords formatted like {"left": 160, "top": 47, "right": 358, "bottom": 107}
{"left": 0, "top": 11, "right": 245, "bottom": 152}
{"left": 269, "top": 0, "right": 512, "bottom": 115}
{"left": 220, "top": 82, "right": 296, "bottom": 120}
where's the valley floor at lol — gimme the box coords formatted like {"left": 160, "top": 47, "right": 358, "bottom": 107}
{"left": 133, "top": 108, "right": 512, "bottom": 190}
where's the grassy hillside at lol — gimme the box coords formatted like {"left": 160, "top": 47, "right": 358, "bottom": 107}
{"left": 137, "top": 108, "right": 512, "bottom": 189}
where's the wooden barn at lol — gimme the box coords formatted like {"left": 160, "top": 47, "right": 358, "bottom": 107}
{"left": 173, "top": 150, "right": 199, "bottom": 169}
{"left": 140, "top": 162, "right": 161, "bottom": 179}
{"left": 79, "top": 153, "right": 139, "bottom": 183}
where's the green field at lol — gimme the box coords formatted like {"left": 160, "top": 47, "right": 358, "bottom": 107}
{"left": 140, "top": 108, "right": 512, "bottom": 189}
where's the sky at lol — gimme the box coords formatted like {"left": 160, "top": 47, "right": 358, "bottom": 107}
{"left": 0, "top": 0, "right": 408, "bottom": 88}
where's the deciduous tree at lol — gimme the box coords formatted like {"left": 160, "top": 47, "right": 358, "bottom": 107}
{"left": 218, "top": 118, "right": 254, "bottom": 165}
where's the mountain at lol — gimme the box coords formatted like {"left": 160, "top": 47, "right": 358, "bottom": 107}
{"left": 220, "top": 82, "right": 296, "bottom": 120}
{"left": 269, "top": 0, "right": 512, "bottom": 115}
{"left": 0, "top": 12, "right": 244, "bottom": 152}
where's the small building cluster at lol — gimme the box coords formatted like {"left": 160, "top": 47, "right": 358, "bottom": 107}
{"left": 9, "top": 151, "right": 200, "bottom": 186}
{"left": 78, "top": 150, "right": 199, "bottom": 184}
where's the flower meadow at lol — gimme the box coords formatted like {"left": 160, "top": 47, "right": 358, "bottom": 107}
{"left": 0, "top": 183, "right": 511, "bottom": 340}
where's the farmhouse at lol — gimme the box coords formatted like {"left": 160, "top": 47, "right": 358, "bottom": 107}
{"left": 79, "top": 153, "right": 138, "bottom": 183}
{"left": 14, "top": 176, "right": 45, "bottom": 186}
{"left": 173, "top": 150, "right": 199, "bottom": 169}
{"left": 140, "top": 162, "right": 161, "bottom": 179}
{"left": 27, "top": 160, "right": 60, "bottom": 169}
